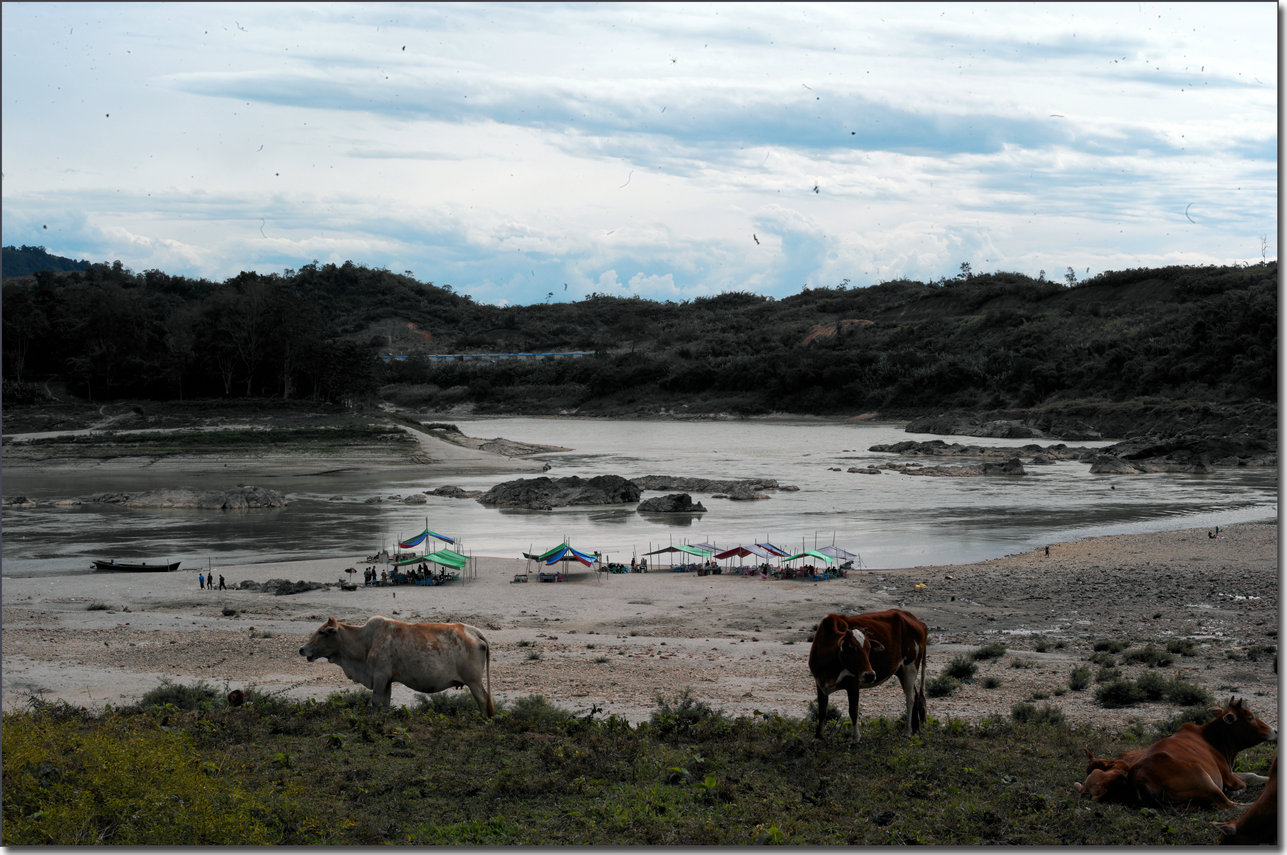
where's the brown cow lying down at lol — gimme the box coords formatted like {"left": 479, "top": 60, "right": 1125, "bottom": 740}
{"left": 1073, "top": 697, "right": 1275, "bottom": 808}
{"left": 1213, "top": 754, "right": 1277, "bottom": 845}
{"left": 300, "top": 616, "right": 494, "bottom": 716}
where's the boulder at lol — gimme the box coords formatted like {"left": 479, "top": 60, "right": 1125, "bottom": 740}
{"left": 638, "top": 493, "right": 707, "bottom": 513}
{"left": 403, "top": 494, "right": 428, "bottom": 505}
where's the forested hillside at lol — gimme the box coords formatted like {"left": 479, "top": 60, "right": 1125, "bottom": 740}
{"left": 1, "top": 247, "right": 1276, "bottom": 427}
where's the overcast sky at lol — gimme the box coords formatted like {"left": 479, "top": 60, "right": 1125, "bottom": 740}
{"left": 2, "top": 2, "right": 1278, "bottom": 306}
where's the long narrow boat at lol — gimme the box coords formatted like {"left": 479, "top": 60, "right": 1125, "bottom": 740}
{"left": 92, "top": 560, "right": 182, "bottom": 572}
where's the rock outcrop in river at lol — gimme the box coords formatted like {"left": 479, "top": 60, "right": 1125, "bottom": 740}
{"left": 477, "top": 475, "right": 641, "bottom": 510}
{"left": 87, "top": 486, "right": 287, "bottom": 509}
{"left": 631, "top": 475, "right": 792, "bottom": 494}
{"left": 637, "top": 493, "right": 707, "bottom": 513}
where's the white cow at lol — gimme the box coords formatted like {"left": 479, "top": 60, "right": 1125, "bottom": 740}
{"left": 299, "top": 615, "right": 494, "bottom": 716}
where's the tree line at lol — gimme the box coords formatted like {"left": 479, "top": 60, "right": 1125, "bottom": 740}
{"left": 2, "top": 247, "right": 1276, "bottom": 416}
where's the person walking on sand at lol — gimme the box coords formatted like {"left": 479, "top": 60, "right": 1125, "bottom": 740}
{"left": 218, "top": 574, "right": 226, "bottom": 590}
{"left": 199, "top": 572, "right": 205, "bottom": 589}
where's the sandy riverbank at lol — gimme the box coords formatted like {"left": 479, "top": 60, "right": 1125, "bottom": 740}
{"left": 2, "top": 521, "right": 1277, "bottom": 730}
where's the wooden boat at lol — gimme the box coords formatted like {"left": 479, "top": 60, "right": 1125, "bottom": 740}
{"left": 93, "top": 559, "right": 181, "bottom": 573}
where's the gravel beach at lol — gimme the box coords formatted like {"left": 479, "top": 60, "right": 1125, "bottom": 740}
{"left": 3, "top": 520, "right": 1277, "bottom": 730}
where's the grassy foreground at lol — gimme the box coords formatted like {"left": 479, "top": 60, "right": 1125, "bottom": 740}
{"left": 2, "top": 684, "right": 1272, "bottom": 846}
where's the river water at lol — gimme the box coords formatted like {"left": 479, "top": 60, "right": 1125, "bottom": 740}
{"left": 1, "top": 418, "right": 1277, "bottom": 577}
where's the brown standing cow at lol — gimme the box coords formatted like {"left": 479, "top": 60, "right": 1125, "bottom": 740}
{"left": 808, "top": 608, "right": 928, "bottom": 743}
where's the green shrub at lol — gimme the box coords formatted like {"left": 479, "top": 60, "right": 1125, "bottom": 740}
{"left": 1069, "top": 666, "right": 1092, "bottom": 692}
{"left": 972, "top": 642, "right": 1007, "bottom": 661}
{"left": 1165, "top": 639, "right": 1198, "bottom": 657}
{"left": 1095, "top": 679, "right": 1145, "bottom": 708}
{"left": 926, "top": 675, "right": 960, "bottom": 698}
{"left": 1135, "top": 670, "right": 1169, "bottom": 701}
{"left": 505, "top": 694, "right": 574, "bottom": 726}
{"left": 1089, "top": 651, "right": 1117, "bottom": 667}
{"left": 137, "top": 679, "right": 221, "bottom": 712}
{"left": 1162, "top": 677, "right": 1213, "bottom": 708}
{"left": 943, "top": 655, "right": 977, "bottom": 681}
{"left": 1092, "top": 639, "right": 1127, "bottom": 654}
{"left": 980, "top": 676, "right": 1002, "bottom": 689}
{"left": 649, "top": 689, "right": 729, "bottom": 736}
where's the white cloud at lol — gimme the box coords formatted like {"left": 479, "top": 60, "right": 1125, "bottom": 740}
{"left": 1, "top": 2, "right": 1276, "bottom": 304}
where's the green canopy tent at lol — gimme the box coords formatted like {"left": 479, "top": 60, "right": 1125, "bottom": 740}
{"left": 644, "top": 544, "right": 712, "bottom": 571}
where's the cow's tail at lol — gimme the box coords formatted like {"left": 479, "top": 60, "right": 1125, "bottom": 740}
{"left": 483, "top": 635, "right": 496, "bottom": 718}
{"left": 913, "top": 639, "right": 928, "bottom": 730}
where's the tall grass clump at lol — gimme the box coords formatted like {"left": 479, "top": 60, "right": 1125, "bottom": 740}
{"left": 1068, "top": 666, "right": 1092, "bottom": 692}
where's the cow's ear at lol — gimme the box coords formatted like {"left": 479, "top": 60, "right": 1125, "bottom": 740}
{"left": 1209, "top": 707, "right": 1224, "bottom": 720}
{"left": 869, "top": 638, "right": 886, "bottom": 653}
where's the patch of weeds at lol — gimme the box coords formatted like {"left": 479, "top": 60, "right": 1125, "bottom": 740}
{"left": 980, "top": 676, "right": 1002, "bottom": 689}
{"left": 525, "top": 650, "right": 543, "bottom": 661}
{"left": 1152, "top": 706, "right": 1215, "bottom": 738}
{"left": 1165, "top": 639, "right": 1198, "bottom": 657}
{"left": 1029, "top": 691, "right": 1050, "bottom": 701}
{"left": 1011, "top": 702, "right": 1066, "bottom": 726}
{"left": 86, "top": 601, "right": 113, "bottom": 611}
{"left": 515, "top": 639, "right": 533, "bottom": 648}
{"left": 1034, "top": 639, "right": 1052, "bottom": 653}
{"left": 1088, "top": 651, "right": 1117, "bottom": 667}
{"left": 806, "top": 700, "right": 842, "bottom": 723}
{"left": 1124, "top": 645, "right": 1173, "bottom": 668}
{"left": 1228, "top": 644, "right": 1277, "bottom": 663}
{"left": 1095, "top": 666, "right": 1122, "bottom": 683}
{"left": 325, "top": 689, "right": 373, "bottom": 709}
{"left": 593, "top": 656, "right": 610, "bottom": 664}
{"left": 1092, "top": 639, "right": 1127, "bottom": 654}
{"left": 1068, "top": 666, "right": 1092, "bottom": 692}
{"left": 413, "top": 691, "right": 481, "bottom": 717}
{"left": 926, "top": 675, "right": 960, "bottom": 698}
{"left": 943, "top": 655, "right": 977, "bottom": 681}
{"left": 972, "top": 642, "right": 1007, "bottom": 661}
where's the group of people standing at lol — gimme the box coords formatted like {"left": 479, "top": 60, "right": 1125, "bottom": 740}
{"left": 197, "top": 572, "right": 225, "bottom": 590}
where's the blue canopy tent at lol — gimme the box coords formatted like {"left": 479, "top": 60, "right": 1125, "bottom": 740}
{"left": 523, "top": 541, "right": 598, "bottom": 581}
